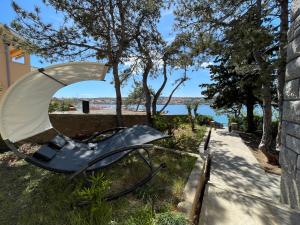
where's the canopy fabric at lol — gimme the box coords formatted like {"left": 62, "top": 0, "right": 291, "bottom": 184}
{"left": 0, "top": 62, "right": 108, "bottom": 143}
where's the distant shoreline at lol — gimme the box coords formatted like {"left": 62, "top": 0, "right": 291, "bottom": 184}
{"left": 53, "top": 97, "right": 213, "bottom": 105}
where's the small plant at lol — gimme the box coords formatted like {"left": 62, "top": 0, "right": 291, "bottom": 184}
{"left": 155, "top": 212, "right": 188, "bottom": 225}
{"left": 184, "top": 101, "right": 200, "bottom": 132}
{"left": 171, "top": 179, "right": 185, "bottom": 202}
{"left": 72, "top": 173, "right": 112, "bottom": 225}
{"left": 123, "top": 205, "right": 155, "bottom": 225}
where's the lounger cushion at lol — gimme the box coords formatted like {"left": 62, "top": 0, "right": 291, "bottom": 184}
{"left": 48, "top": 135, "right": 67, "bottom": 149}
{"left": 33, "top": 146, "right": 57, "bottom": 161}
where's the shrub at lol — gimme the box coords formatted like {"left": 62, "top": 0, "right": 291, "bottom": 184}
{"left": 48, "top": 99, "right": 74, "bottom": 112}
{"left": 195, "top": 115, "right": 213, "bottom": 126}
{"left": 155, "top": 212, "right": 188, "bottom": 225}
{"left": 153, "top": 115, "right": 181, "bottom": 135}
{"left": 153, "top": 115, "right": 212, "bottom": 135}
{"left": 228, "top": 114, "right": 278, "bottom": 137}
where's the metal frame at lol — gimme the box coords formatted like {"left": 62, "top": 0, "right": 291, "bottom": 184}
{"left": 4, "top": 127, "right": 168, "bottom": 201}
{"left": 70, "top": 144, "right": 154, "bottom": 179}
{"left": 78, "top": 127, "right": 127, "bottom": 143}
{"left": 38, "top": 68, "right": 67, "bottom": 87}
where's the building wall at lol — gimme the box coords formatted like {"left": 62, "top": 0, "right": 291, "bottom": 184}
{"left": 0, "top": 39, "right": 31, "bottom": 98}
{"left": 280, "top": 0, "right": 300, "bottom": 209}
{"left": 0, "top": 40, "right": 8, "bottom": 94}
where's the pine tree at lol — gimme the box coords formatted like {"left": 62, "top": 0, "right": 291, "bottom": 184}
{"left": 10, "top": 0, "right": 162, "bottom": 126}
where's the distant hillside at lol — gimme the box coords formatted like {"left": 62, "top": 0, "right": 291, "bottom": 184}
{"left": 53, "top": 97, "right": 213, "bottom": 105}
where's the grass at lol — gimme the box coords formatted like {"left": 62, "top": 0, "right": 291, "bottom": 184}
{"left": 0, "top": 147, "right": 196, "bottom": 225}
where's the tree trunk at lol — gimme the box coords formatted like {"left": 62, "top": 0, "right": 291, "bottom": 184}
{"left": 112, "top": 62, "right": 123, "bottom": 126}
{"left": 259, "top": 79, "right": 278, "bottom": 163}
{"left": 135, "top": 99, "right": 141, "bottom": 111}
{"left": 136, "top": 38, "right": 153, "bottom": 125}
{"left": 254, "top": 0, "right": 278, "bottom": 164}
{"left": 276, "top": 0, "right": 289, "bottom": 149}
{"left": 187, "top": 106, "right": 195, "bottom": 131}
{"left": 246, "top": 101, "right": 255, "bottom": 133}
{"left": 158, "top": 77, "right": 187, "bottom": 114}
{"left": 245, "top": 88, "right": 256, "bottom": 133}
{"left": 152, "top": 59, "right": 168, "bottom": 116}
{"left": 143, "top": 72, "right": 152, "bottom": 125}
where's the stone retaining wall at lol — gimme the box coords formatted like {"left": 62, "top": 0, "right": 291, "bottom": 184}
{"left": 280, "top": 0, "right": 300, "bottom": 209}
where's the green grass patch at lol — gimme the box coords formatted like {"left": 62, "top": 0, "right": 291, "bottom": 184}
{"left": 0, "top": 148, "right": 195, "bottom": 225}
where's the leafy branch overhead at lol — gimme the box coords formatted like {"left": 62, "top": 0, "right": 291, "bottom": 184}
{"left": 175, "top": 0, "right": 288, "bottom": 160}
{"left": 10, "top": 0, "right": 164, "bottom": 126}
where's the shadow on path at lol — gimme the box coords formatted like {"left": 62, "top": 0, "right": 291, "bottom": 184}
{"left": 199, "top": 129, "right": 300, "bottom": 225}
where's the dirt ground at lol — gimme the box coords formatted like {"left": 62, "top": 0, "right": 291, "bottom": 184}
{"left": 239, "top": 132, "right": 281, "bottom": 175}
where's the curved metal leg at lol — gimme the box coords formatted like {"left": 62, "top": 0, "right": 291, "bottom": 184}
{"left": 73, "top": 145, "right": 167, "bottom": 202}
{"left": 70, "top": 144, "right": 154, "bottom": 180}
{"left": 104, "top": 162, "right": 166, "bottom": 201}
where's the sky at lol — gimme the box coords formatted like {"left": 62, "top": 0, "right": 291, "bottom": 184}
{"left": 0, "top": 0, "right": 212, "bottom": 98}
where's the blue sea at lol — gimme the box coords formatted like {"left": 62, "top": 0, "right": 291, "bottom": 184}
{"left": 156, "top": 104, "right": 228, "bottom": 126}
{"left": 87, "top": 103, "right": 229, "bottom": 126}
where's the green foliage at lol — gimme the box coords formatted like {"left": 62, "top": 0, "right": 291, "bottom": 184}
{"left": 125, "top": 82, "right": 146, "bottom": 111}
{"left": 48, "top": 100, "right": 60, "bottom": 113}
{"left": 175, "top": 0, "right": 281, "bottom": 150}
{"left": 72, "top": 174, "right": 112, "bottom": 225}
{"left": 135, "top": 184, "right": 159, "bottom": 203}
{"left": 155, "top": 212, "right": 188, "bottom": 225}
{"left": 153, "top": 114, "right": 211, "bottom": 135}
{"left": 200, "top": 59, "right": 262, "bottom": 115}
{"left": 196, "top": 115, "right": 213, "bottom": 125}
{"left": 153, "top": 115, "right": 181, "bottom": 135}
{"left": 229, "top": 114, "right": 263, "bottom": 132}
{"left": 184, "top": 100, "right": 201, "bottom": 131}
{"left": 123, "top": 205, "right": 154, "bottom": 225}
{"left": 17, "top": 173, "right": 112, "bottom": 225}
{"left": 155, "top": 122, "right": 206, "bottom": 154}
{"left": 48, "top": 99, "right": 74, "bottom": 112}
{"left": 229, "top": 114, "right": 279, "bottom": 137}
{"left": 171, "top": 179, "right": 185, "bottom": 202}
{"left": 0, "top": 150, "right": 196, "bottom": 225}
{"left": 0, "top": 145, "right": 197, "bottom": 225}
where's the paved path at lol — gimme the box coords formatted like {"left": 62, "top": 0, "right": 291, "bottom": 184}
{"left": 199, "top": 129, "right": 300, "bottom": 225}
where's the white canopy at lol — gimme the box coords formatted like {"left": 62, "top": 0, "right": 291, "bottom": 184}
{"left": 0, "top": 62, "right": 108, "bottom": 143}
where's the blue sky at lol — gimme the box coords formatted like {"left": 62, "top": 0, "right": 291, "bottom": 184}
{"left": 0, "top": 0, "right": 212, "bottom": 98}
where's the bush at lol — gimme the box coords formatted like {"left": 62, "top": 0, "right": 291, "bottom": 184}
{"left": 155, "top": 212, "right": 188, "bottom": 225}
{"left": 153, "top": 115, "right": 181, "bottom": 135}
{"left": 48, "top": 100, "right": 74, "bottom": 112}
{"left": 195, "top": 115, "right": 213, "bottom": 126}
{"left": 153, "top": 115, "right": 212, "bottom": 135}
{"left": 228, "top": 114, "right": 278, "bottom": 137}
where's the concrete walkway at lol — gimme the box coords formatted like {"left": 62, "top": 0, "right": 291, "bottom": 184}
{"left": 199, "top": 129, "right": 300, "bottom": 225}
